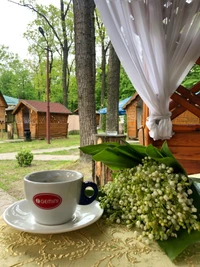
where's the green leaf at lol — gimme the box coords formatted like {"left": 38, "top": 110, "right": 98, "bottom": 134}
{"left": 79, "top": 142, "right": 120, "bottom": 156}
{"left": 160, "top": 141, "right": 174, "bottom": 157}
{"left": 92, "top": 148, "right": 138, "bottom": 170}
{"left": 157, "top": 229, "right": 200, "bottom": 261}
{"left": 160, "top": 141, "right": 187, "bottom": 175}
{"left": 120, "top": 140, "right": 147, "bottom": 158}
{"left": 146, "top": 142, "right": 187, "bottom": 175}
{"left": 146, "top": 144, "right": 164, "bottom": 158}
{"left": 80, "top": 141, "right": 186, "bottom": 175}
{"left": 112, "top": 145, "right": 143, "bottom": 162}
{"left": 189, "top": 179, "right": 200, "bottom": 220}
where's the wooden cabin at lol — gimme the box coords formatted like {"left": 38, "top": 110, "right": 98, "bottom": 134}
{"left": 0, "top": 92, "right": 8, "bottom": 132}
{"left": 123, "top": 92, "right": 143, "bottom": 139}
{"left": 3, "top": 95, "right": 19, "bottom": 133}
{"left": 139, "top": 58, "right": 200, "bottom": 175}
{"left": 13, "top": 100, "right": 72, "bottom": 139}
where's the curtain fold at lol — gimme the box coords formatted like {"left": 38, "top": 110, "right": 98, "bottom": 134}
{"left": 95, "top": 0, "right": 200, "bottom": 140}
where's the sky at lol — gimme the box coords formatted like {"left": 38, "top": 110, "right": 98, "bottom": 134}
{"left": 0, "top": 0, "right": 58, "bottom": 59}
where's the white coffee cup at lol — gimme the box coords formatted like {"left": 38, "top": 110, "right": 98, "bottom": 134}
{"left": 24, "top": 170, "right": 98, "bottom": 225}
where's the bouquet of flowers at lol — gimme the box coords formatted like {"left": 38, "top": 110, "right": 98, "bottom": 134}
{"left": 80, "top": 140, "right": 200, "bottom": 260}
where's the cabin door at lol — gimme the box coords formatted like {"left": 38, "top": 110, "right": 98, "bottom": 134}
{"left": 23, "top": 107, "right": 30, "bottom": 131}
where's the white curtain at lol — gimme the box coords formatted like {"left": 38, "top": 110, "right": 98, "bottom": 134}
{"left": 94, "top": 0, "right": 200, "bottom": 140}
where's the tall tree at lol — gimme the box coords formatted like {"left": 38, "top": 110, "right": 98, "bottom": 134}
{"left": 10, "top": 0, "right": 74, "bottom": 107}
{"left": 95, "top": 11, "right": 110, "bottom": 129}
{"left": 95, "top": 11, "right": 110, "bottom": 108}
{"left": 73, "top": 0, "right": 97, "bottom": 158}
{"left": 0, "top": 46, "right": 35, "bottom": 99}
{"left": 106, "top": 43, "right": 120, "bottom": 133}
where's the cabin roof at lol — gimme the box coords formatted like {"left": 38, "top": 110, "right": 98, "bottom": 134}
{"left": 122, "top": 92, "right": 140, "bottom": 109}
{"left": 13, "top": 100, "right": 72, "bottom": 115}
{"left": 3, "top": 95, "right": 19, "bottom": 106}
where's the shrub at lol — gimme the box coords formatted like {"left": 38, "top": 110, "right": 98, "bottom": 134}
{"left": 16, "top": 149, "right": 34, "bottom": 167}
{"left": 68, "top": 130, "right": 80, "bottom": 135}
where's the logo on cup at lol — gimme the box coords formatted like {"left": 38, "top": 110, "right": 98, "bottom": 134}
{"left": 33, "top": 193, "right": 62, "bottom": 209}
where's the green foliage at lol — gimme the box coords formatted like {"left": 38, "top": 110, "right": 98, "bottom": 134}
{"left": 182, "top": 64, "right": 200, "bottom": 89}
{"left": 0, "top": 46, "right": 36, "bottom": 99}
{"left": 157, "top": 229, "right": 200, "bottom": 261}
{"left": 68, "top": 130, "right": 80, "bottom": 135}
{"left": 16, "top": 149, "right": 34, "bottom": 167}
{"left": 23, "top": 1, "right": 75, "bottom": 106}
{"left": 0, "top": 135, "right": 80, "bottom": 153}
{"left": 119, "top": 66, "right": 136, "bottom": 99}
{"left": 80, "top": 140, "right": 186, "bottom": 174}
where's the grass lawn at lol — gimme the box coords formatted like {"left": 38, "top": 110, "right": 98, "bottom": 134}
{"left": 0, "top": 134, "right": 94, "bottom": 199}
{"left": 34, "top": 148, "right": 79, "bottom": 155}
{"left": 0, "top": 134, "right": 80, "bottom": 153}
{"left": 0, "top": 159, "right": 92, "bottom": 200}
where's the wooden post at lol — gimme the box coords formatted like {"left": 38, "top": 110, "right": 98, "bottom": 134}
{"left": 0, "top": 120, "right": 4, "bottom": 139}
{"left": 143, "top": 102, "right": 151, "bottom": 146}
{"left": 7, "top": 124, "right": 13, "bottom": 139}
{"left": 93, "top": 134, "right": 126, "bottom": 187}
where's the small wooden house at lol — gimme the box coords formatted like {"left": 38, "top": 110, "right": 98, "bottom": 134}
{"left": 0, "top": 92, "right": 8, "bottom": 131}
{"left": 4, "top": 95, "right": 19, "bottom": 132}
{"left": 13, "top": 100, "right": 72, "bottom": 139}
{"left": 123, "top": 93, "right": 143, "bottom": 139}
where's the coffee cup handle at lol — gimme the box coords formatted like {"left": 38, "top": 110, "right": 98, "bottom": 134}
{"left": 79, "top": 181, "right": 98, "bottom": 205}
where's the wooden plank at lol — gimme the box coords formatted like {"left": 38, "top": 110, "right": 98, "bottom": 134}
{"left": 170, "top": 83, "right": 200, "bottom": 119}
{"left": 176, "top": 85, "right": 200, "bottom": 106}
{"left": 169, "top": 146, "right": 200, "bottom": 160}
{"left": 171, "top": 105, "right": 186, "bottom": 120}
{"left": 143, "top": 103, "right": 151, "bottom": 146}
{"left": 171, "top": 92, "right": 200, "bottom": 117}
{"left": 196, "top": 57, "right": 200, "bottom": 65}
{"left": 173, "top": 124, "right": 200, "bottom": 132}
{"left": 190, "top": 81, "right": 200, "bottom": 94}
{"left": 177, "top": 159, "right": 200, "bottom": 175}
{"left": 169, "top": 99, "right": 180, "bottom": 110}
{"left": 152, "top": 131, "right": 200, "bottom": 147}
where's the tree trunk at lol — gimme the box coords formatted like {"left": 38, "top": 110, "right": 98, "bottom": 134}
{"left": 100, "top": 43, "right": 106, "bottom": 108}
{"left": 95, "top": 12, "right": 110, "bottom": 129}
{"left": 106, "top": 43, "right": 120, "bottom": 132}
{"left": 61, "top": 0, "right": 69, "bottom": 107}
{"left": 73, "top": 0, "right": 97, "bottom": 159}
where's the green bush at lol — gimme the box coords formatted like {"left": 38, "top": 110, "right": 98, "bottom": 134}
{"left": 16, "top": 149, "right": 34, "bottom": 167}
{"left": 68, "top": 130, "right": 80, "bottom": 135}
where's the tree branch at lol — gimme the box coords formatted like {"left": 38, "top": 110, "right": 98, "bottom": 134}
{"left": 8, "top": 0, "right": 63, "bottom": 49}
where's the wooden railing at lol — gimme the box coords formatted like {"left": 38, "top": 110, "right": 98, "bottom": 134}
{"left": 170, "top": 60, "right": 200, "bottom": 120}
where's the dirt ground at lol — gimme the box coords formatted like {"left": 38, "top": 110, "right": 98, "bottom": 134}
{"left": 8, "top": 160, "right": 93, "bottom": 200}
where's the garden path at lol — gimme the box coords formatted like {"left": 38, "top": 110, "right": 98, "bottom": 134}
{"left": 0, "top": 146, "right": 79, "bottom": 161}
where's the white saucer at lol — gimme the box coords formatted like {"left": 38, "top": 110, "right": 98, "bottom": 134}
{"left": 3, "top": 199, "right": 104, "bottom": 234}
